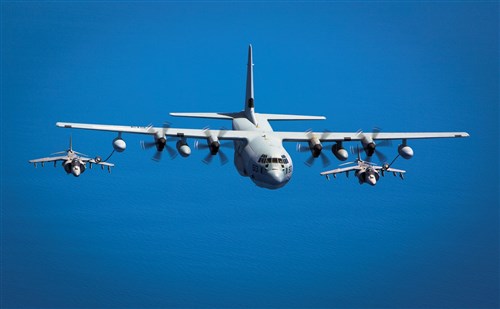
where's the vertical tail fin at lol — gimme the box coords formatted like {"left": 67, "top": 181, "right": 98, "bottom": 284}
{"left": 244, "top": 45, "right": 257, "bottom": 126}
{"left": 69, "top": 135, "right": 73, "bottom": 151}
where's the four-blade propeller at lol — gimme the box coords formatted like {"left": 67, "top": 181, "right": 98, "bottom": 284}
{"left": 194, "top": 127, "right": 232, "bottom": 165}
{"left": 296, "top": 129, "right": 332, "bottom": 167}
{"left": 356, "top": 127, "right": 392, "bottom": 163}
{"left": 140, "top": 122, "right": 178, "bottom": 162}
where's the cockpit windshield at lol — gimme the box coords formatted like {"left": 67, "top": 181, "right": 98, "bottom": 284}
{"left": 258, "top": 154, "right": 287, "bottom": 165}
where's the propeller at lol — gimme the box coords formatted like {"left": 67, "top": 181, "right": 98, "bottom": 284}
{"left": 356, "top": 127, "right": 392, "bottom": 163}
{"left": 348, "top": 145, "right": 376, "bottom": 166}
{"left": 195, "top": 127, "right": 232, "bottom": 165}
{"left": 140, "top": 122, "right": 177, "bottom": 162}
{"left": 296, "top": 129, "right": 332, "bottom": 167}
{"left": 297, "top": 143, "right": 331, "bottom": 167}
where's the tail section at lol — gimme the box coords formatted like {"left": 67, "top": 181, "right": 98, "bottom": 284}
{"left": 244, "top": 45, "right": 257, "bottom": 126}
{"left": 169, "top": 45, "right": 325, "bottom": 125}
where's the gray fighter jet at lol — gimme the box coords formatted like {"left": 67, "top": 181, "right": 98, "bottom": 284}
{"left": 320, "top": 147, "right": 405, "bottom": 186}
{"left": 29, "top": 136, "right": 114, "bottom": 177}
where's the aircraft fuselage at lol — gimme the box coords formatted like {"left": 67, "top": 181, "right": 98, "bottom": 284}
{"left": 232, "top": 115, "right": 293, "bottom": 189}
{"left": 355, "top": 166, "right": 379, "bottom": 186}
{"left": 62, "top": 154, "right": 86, "bottom": 177}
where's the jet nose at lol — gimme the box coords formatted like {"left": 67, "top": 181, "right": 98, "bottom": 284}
{"left": 267, "top": 170, "right": 285, "bottom": 186}
{"left": 72, "top": 166, "right": 81, "bottom": 177}
{"left": 367, "top": 174, "right": 377, "bottom": 186}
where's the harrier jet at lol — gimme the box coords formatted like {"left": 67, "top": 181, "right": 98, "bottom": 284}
{"left": 29, "top": 136, "right": 114, "bottom": 177}
{"left": 320, "top": 147, "right": 406, "bottom": 186}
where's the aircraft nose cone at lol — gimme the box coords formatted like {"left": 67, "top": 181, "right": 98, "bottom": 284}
{"left": 72, "top": 166, "right": 81, "bottom": 177}
{"left": 367, "top": 174, "right": 377, "bottom": 186}
{"left": 267, "top": 170, "right": 285, "bottom": 186}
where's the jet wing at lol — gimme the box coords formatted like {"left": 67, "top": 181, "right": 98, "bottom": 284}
{"left": 79, "top": 157, "right": 115, "bottom": 167}
{"left": 383, "top": 167, "right": 406, "bottom": 174}
{"left": 320, "top": 165, "right": 361, "bottom": 177}
{"left": 274, "top": 131, "right": 469, "bottom": 142}
{"left": 56, "top": 122, "right": 258, "bottom": 140}
{"left": 370, "top": 164, "right": 406, "bottom": 174}
{"left": 29, "top": 156, "right": 68, "bottom": 164}
{"left": 91, "top": 160, "right": 114, "bottom": 167}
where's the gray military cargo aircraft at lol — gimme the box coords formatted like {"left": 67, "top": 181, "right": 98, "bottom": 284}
{"left": 56, "top": 45, "right": 468, "bottom": 189}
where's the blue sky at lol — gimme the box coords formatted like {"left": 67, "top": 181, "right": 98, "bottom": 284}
{"left": 1, "top": 1, "right": 498, "bottom": 308}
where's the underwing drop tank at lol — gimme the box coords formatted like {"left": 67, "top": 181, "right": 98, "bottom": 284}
{"left": 113, "top": 137, "right": 126, "bottom": 152}
{"left": 176, "top": 140, "right": 191, "bottom": 157}
{"left": 332, "top": 143, "right": 348, "bottom": 161}
{"left": 398, "top": 144, "right": 414, "bottom": 159}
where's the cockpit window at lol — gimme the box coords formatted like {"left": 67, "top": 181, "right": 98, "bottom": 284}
{"left": 281, "top": 155, "right": 289, "bottom": 164}
{"left": 258, "top": 154, "right": 267, "bottom": 163}
{"left": 260, "top": 155, "right": 288, "bottom": 165}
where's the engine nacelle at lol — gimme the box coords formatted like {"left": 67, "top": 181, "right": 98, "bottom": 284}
{"left": 155, "top": 137, "right": 166, "bottom": 152}
{"left": 398, "top": 144, "right": 414, "bottom": 159}
{"left": 363, "top": 142, "right": 376, "bottom": 157}
{"left": 209, "top": 141, "right": 220, "bottom": 155}
{"left": 113, "top": 137, "right": 127, "bottom": 152}
{"left": 332, "top": 143, "right": 348, "bottom": 161}
{"left": 308, "top": 137, "right": 322, "bottom": 158}
{"left": 176, "top": 140, "right": 191, "bottom": 157}
{"left": 63, "top": 161, "right": 72, "bottom": 173}
{"left": 205, "top": 136, "right": 220, "bottom": 155}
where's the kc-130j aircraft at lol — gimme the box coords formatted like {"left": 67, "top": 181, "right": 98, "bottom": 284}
{"left": 56, "top": 45, "right": 469, "bottom": 189}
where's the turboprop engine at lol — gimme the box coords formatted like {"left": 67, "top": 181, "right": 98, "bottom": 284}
{"left": 194, "top": 131, "right": 231, "bottom": 165}
{"left": 207, "top": 136, "right": 220, "bottom": 155}
{"left": 308, "top": 137, "right": 322, "bottom": 158}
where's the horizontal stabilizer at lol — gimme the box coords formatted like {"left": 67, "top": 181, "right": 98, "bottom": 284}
{"left": 169, "top": 112, "right": 238, "bottom": 120}
{"left": 261, "top": 113, "right": 326, "bottom": 121}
